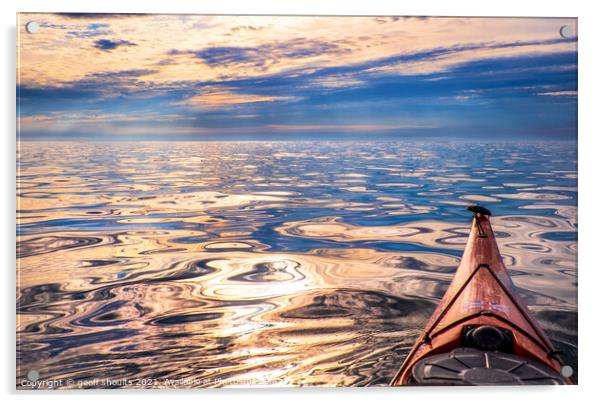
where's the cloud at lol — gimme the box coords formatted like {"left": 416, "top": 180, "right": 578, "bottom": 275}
{"left": 264, "top": 123, "right": 437, "bottom": 132}
{"left": 56, "top": 13, "right": 147, "bottom": 19}
{"left": 372, "top": 16, "right": 415, "bottom": 24}
{"left": 309, "top": 74, "right": 365, "bottom": 89}
{"left": 176, "top": 88, "right": 301, "bottom": 109}
{"left": 21, "top": 111, "right": 193, "bottom": 125}
{"left": 66, "top": 23, "right": 113, "bottom": 38}
{"left": 230, "top": 25, "right": 264, "bottom": 32}
{"left": 18, "top": 116, "right": 435, "bottom": 138}
{"left": 16, "top": 68, "right": 161, "bottom": 114}
{"left": 171, "top": 38, "right": 351, "bottom": 69}
{"left": 19, "top": 111, "right": 196, "bottom": 136}
{"left": 362, "top": 38, "right": 573, "bottom": 77}
{"left": 538, "top": 90, "right": 577, "bottom": 97}
{"left": 94, "top": 38, "right": 137, "bottom": 51}
{"left": 187, "top": 46, "right": 262, "bottom": 66}
{"left": 82, "top": 69, "right": 157, "bottom": 82}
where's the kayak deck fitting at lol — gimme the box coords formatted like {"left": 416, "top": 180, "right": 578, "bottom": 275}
{"left": 390, "top": 206, "right": 571, "bottom": 386}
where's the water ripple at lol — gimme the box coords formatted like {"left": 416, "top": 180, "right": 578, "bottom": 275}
{"left": 17, "top": 141, "right": 577, "bottom": 387}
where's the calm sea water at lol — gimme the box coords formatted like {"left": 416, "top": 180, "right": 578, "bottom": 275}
{"left": 16, "top": 141, "right": 577, "bottom": 388}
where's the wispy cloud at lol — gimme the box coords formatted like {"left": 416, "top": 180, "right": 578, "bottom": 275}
{"left": 265, "top": 123, "right": 438, "bottom": 132}
{"left": 308, "top": 74, "right": 365, "bottom": 89}
{"left": 176, "top": 88, "right": 301, "bottom": 110}
{"left": 56, "top": 13, "right": 148, "bottom": 19}
{"left": 94, "top": 38, "right": 137, "bottom": 51}
{"left": 538, "top": 90, "right": 578, "bottom": 97}
{"left": 169, "top": 38, "right": 351, "bottom": 71}
{"left": 66, "top": 23, "right": 113, "bottom": 39}
{"left": 19, "top": 111, "right": 195, "bottom": 133}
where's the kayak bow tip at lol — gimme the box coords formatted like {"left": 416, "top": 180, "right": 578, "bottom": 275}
{"left": 467, "top": 205, "right": 492, "bottom": 217}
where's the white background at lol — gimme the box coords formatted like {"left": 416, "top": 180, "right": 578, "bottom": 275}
{"left": 2, "top": 0, "right": 600, "bottom": 401}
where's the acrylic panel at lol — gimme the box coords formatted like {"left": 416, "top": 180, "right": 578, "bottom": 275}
{"left": 16, "top": 13, "right": 577, "bottom": 389}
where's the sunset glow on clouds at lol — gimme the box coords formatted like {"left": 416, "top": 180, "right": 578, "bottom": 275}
{"left": 17, "top": 14, "right": 577, "bottom": 139}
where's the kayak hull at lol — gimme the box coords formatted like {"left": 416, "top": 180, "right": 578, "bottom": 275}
{"left": 391, "top": 211, "right": 568, "bottom": 386}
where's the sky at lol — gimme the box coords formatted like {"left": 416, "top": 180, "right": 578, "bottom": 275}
{"left": 17, "top": 14, "right": 578, "bottom": 140}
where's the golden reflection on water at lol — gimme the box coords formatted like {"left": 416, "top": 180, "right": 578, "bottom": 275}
{"left": 17, "top": 141, "right": 577, "bottom": 388}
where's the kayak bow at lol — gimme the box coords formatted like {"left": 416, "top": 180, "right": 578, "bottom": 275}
{"left": 391, "top": 206, "right": 570, "bottom": 386}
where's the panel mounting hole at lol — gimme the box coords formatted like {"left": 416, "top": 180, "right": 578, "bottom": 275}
{"left": 559, "top": 25, "right": 574, "bottom": 38}
{"left": 26, "top": 21, "right": 39, "bottom": 33}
